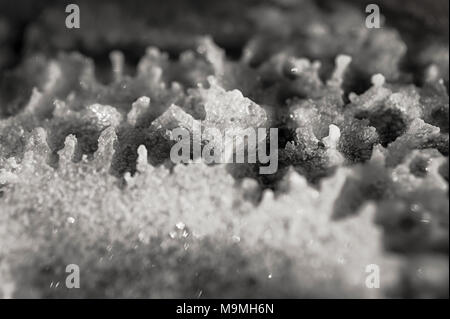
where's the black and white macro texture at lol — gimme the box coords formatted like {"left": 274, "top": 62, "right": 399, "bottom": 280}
{"left": 0, "top": 0, "right": 448, "bottom": 298}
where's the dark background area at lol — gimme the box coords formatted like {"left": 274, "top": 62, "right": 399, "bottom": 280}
{"left": 0, "top": 0, "right": 448, "bottom": 72}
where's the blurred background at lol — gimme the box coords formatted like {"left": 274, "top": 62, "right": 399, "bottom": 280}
{"left": 0, "top": 0, "right": 448, "bottom": 72}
